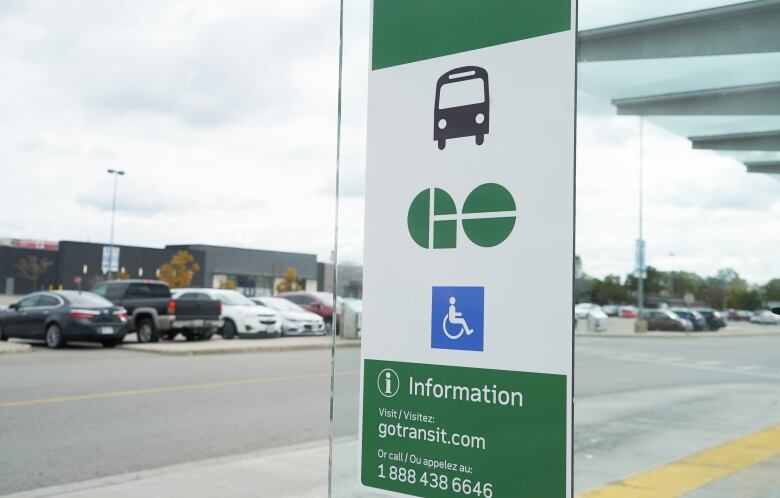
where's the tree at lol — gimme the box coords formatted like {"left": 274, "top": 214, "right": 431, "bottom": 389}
{"left": 763, "top": 279, "right": 780, "bottom": 303}
{"left": 157, "top": 251, "right": 200, "bottom": 289}
{"left": 591, "top": 275, "right": 630, "bottom": 304}
{"left": 276, "top": 267, "right": 304, "bottom": 293}
{"left": 15, "top": 256, "right": 54, "bottom": 291}
{"left": 219, "top": 278, "right": 237, "bottom": 290}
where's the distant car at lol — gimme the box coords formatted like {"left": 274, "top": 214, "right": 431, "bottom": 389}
{"left": 619, "top": 306, "right": 638, "bottom": 318}
{"left": 0, "top": 291, "right": 128, "bottom": 348}
{"left": 585, "top": 307, "right": 609, "bottom": 332}
{"left": 277, "top": 292, "right": 341, "bottom": 333}
{"left": 737, "top": 310, "right": 754, "bottom": 321}
{"left": 602, "top": 305, "right": 619, "bottom": 317}
{"left": 671, "top": 308, "right": 707, "bottom": 331}
{"left": 695, "top": 309, "right": 726, "bottom": 331}
{"left": 91, "top": 280, "right": 222, "bottom": 342}
{"left": 574, "top": 303, "right": 598, "bottom": 319}
{"left": 172, "top": 289, "right": 281, "bottom": 339}
{"left": 251, "top": 297, "right": 326, "bottom": 336}
{"left": 643, "top": 309, "right": 693, "bottom": 332}
{"left": 751, "top": 310, "right": 780, "bottom": 325}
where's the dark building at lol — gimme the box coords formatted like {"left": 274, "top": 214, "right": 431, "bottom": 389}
{"left": 0, "top": 244, "right": 59, "bottom": 295}
{"left": 168, "top": 244, "right": 318, "bottom": 297}
{"left": 55, "top": 241, "right": 208, "bottom": 291}
{"left": 1, "top": 237, "right": 320, "bottom": 297}
{"left": 317, "top": 262, "right": 363, "bottom": 298}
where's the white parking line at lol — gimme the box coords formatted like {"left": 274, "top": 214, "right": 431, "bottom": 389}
{"left": 659, "top": 356, "right": 685, "bottom": 362}
{"left": 737, "top": 365, "right": 760, "bottom": 371}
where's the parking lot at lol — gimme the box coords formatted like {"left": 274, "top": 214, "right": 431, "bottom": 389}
{"left": 1, "top": 331, "right": 779, "bottom": 497}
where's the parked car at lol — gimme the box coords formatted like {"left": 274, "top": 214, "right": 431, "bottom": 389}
{"left": 172, "top": 289, "right": 281, "bottom": 339}
{"left": 751, "top": 309, "right": 780, "bottom": 325}
{"left": 602, "top": 305, "right": 620, "bottom": 317}
{"left": 671, "top": 308, "right": 707, "bottom": 331}
{"left": 619, "top": 306, "right": 638, "bottom": 318}
{"left": 251, "top": 296, "right": 326, "bottom": 336}
{"left": 695, "top": 308, "right": 726, "bottom": 331}
{"left": 0, "top": 291, "right": 128, "bottom": 348}
{"left": 91, "top": 280, "right": 223, "bottom": 342}
{"left": 585, "top": 307, "right": 609, "bottom": 332}
{"left": 277, "top": 291, "right": 341, "bottom": 333}
{"left": 737, "top": 310, "right": 754, "bottom": 321}
{"left": 574, "top": 303, "right": 598, "bottom": 319}
{"left": 643, "top": 309, "right": 693, "bottom": 332}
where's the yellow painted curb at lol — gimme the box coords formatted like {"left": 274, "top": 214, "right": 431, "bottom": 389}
{"left": 579, "top": 424, "right": 780, "bottom": 498}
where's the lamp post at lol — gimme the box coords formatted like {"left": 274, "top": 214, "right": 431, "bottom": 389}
{"left": 106, "top": 169, "right": 125, "bottom": 280}
{"left": 637, "top": 118, "right": 645, "bottom": 321}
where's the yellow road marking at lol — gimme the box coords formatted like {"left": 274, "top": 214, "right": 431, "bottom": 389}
{"left": 579, "top": 423, "right": 780, "bottom": 498}
{"left": 0, "top": 370, "right": 359, "bottom": 409}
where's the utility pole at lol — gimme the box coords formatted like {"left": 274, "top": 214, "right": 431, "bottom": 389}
{"left": 637, "top": 118, "right": 645, "bottom": 326}
{"left": 106, "top": 169, "right": 125, "bottom": 280}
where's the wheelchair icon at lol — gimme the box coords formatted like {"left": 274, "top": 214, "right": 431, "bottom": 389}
{"left": 441, "top": 297, "right": 474, "bottom": 340}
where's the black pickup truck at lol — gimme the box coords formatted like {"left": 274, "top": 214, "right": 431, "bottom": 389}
{"left": 90, "top": 280, "right": 223, "bottom": 342}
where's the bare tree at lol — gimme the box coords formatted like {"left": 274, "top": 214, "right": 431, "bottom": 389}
{"left": 15, "top": 256, "right": 54, "bottom": 291}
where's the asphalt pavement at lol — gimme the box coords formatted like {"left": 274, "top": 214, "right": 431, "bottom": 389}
{"left": 1, "top": 332, "right": 779, "bottom": 496}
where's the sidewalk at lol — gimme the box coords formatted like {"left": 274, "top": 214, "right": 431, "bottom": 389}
{"left": 3, "top": 441, "right": 331, "bottom": 498}
{"left": 120, "top": 336, "right": 360, "bottom": 356}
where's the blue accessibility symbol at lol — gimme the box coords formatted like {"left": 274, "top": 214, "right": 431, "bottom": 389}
{"left": 431, "top": 286, "right": 484, "bottom": 352}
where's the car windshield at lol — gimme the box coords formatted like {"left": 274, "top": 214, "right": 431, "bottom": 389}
{"left": 258, "top": 297, "right": 303, "bottom": 311}
{"left": 216, "top": 292, "right": 256, "bottom": 306}
{"left": 65, "top": 293, "right": 113, "bottom": 307}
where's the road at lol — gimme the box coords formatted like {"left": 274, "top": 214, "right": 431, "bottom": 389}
{"left": 1, "top": 333, "right": 779, "bottom": 495}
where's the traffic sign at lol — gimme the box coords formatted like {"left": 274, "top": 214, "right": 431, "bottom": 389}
{"left": 360, "top": 0, "right": 576, "bottom": 496}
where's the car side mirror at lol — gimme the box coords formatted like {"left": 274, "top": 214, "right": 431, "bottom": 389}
{"left": 8, "top": 303, "right": 19, "bottom": 311}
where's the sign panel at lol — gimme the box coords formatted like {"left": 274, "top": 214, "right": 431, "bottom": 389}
{"left": 101, "top": 246, "right": 120, "bottom": 273}
{"left": 360, "top": 0, "right": 576, "bottom": 496}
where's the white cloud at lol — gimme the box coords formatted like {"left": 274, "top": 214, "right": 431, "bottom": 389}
{"left": 0, "top": 0, "right": 778, "bottom": 285}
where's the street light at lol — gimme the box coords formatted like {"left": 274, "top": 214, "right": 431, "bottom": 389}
{"left": 106, "top": 169, "right": 125, "bottom": 280}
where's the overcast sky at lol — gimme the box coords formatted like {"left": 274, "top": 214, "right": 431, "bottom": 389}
{"left": 1, "top": 0, "right": 778, "bottom": 284}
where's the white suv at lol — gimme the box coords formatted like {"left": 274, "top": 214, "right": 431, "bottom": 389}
{"left": 172, "top": 288, "right": 281, "bottom": 339}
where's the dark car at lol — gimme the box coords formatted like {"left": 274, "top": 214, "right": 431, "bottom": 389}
{"left": 0, "top": 291, "right": 128, "bottom": 348}
{"left": 671, "top": 308, "right": 707, "bottom": 331}
{"left": 433, "top": 66, "right": 490, "bottom": 150}
{"left": 643, "top": 309, "right": 693, "bottom": 332}
{"left": 695, "top": 309, "right": 726, "bottom": 331}
{"left": 91, "top": 280, "right": 223, "bottom": 342}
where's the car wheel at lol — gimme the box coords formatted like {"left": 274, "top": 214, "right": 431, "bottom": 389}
{"left": 437, "top": 139, "right": 446, "bottom": 150}
{"left": 101, "top": 338, "right": 121, "bottom": 348}
{"left": 476, "top": 134, "right": 484, "bottom": 145}
{"left": 222, "top": 320, "right": 236, "bottom": 340}
{"left": 136, "top": 317, "right": 159, "bottom": 343}
{"left": 45, "top": 323, "right": 66, "bottom": 349}
{"left": 0, "top": 322, "right": 6, "bottom": 341}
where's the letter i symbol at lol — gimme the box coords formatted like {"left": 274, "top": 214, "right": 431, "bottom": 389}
{"left": 385, "top": 372, "right": 393, "bottom": 394}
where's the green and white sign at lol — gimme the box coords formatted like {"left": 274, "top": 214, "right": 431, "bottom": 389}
{"left": 360, "top": 0, "right": 576, "bottom": 496}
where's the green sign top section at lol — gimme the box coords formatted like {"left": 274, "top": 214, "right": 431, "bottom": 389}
{"left": 372, "top": 0, "right": 572, "bottom": 70}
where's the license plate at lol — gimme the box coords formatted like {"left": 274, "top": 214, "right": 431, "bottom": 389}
{"left": 99, "top": 326, "right": 114, "bottom": 335}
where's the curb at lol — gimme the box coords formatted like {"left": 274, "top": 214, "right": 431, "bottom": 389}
{"left": 575, "top": 330, "right": 780, "bottom": 339}
{"left": 118, "top": 339, "right": 361, "bottom": 356}
{"left": 0, "top": 342, "right": 33, "bottom": 355}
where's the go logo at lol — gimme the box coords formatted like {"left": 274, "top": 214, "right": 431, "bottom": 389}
{"left": 407, "top": 183, "right": 516, "bottom": 249}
